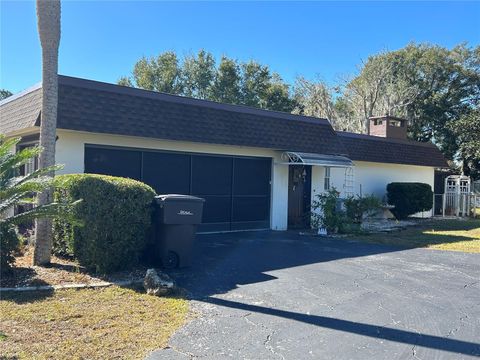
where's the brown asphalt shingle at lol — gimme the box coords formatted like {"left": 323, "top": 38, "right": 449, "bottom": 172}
{"left": 1, "top": 75, "right": 448, "bottom": 168}
{"left": 337, "top": 131, "right": 448, "bottom": 168}
{"left": 56, "top": 76, "right": 347, "bottom": 156}
{"left": 0, "top": 85, "right": 41, "bottom": 135}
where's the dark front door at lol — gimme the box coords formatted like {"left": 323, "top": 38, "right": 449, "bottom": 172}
{"left": 288, "top": 165, "right": 312, "bottom": 229}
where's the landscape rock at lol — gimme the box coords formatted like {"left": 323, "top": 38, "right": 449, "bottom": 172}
{"left": 144, "top": 269, "right": 174, "bottom": 296}
{"left": 361, "top": 219, "right": 417, "bottom": 233}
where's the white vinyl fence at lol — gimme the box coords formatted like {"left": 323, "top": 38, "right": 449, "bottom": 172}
{"left": 437, "top": 193, "right": 479, "bottom": 218}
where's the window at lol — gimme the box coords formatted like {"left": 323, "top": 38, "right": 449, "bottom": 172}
{"left": 324, "top": 167, "right": 331, "bottom": 190}
{"left": 373, "top": 119, "right": 383, "bottom": 126}
{"left": 389, "top": 120, "right": 403, "bottom": 127}
{"left": 18, "top": 144, "right": 39, "bottom": 176}
{"left": 24, "top": 156, "right": 37, "bottom": 175}
{"left": 16, "top": 143, "right": 39, "bottom": 216}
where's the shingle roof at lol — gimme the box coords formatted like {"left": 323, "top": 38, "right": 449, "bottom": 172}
{"left": 337, "top": 131, "right": 448, "bottom": 168}
{"left": 55, "top": 76, "right": 348, "bottom": 156}
{"left": 1, "top": 75, "right": 448, "bottom": 168}
{"left": 0, "top": 84, "right": 41, "bottom": 135}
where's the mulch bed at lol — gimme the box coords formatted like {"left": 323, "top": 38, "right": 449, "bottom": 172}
{"left": 1, "top": 247, "right": 149, "bottom": 288}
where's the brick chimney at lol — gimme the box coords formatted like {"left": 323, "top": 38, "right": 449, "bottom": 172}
{"left": 368, "top": 115, "right": 407, "bottom": 139}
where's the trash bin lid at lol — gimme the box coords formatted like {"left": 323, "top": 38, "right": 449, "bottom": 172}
{"left": 154, "top": 194, "right": 205, "bottom": 203}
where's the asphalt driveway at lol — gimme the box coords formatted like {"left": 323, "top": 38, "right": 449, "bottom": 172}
{"left": 148, "top": 231, "right": 480, "bottom": 359}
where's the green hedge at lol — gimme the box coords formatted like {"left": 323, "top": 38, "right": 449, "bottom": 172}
{"left": 0, "top": 223, "right": 20, "bottom": 274}
{"left": 53, "top": 174, "right": 156, "bottom": 273}
{"left": 387, "top": 182, "right": 433, "bottom": 219}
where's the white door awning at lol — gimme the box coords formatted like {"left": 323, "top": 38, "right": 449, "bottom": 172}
{"left": 279, "top": 151, "right": 354, "bottom": 167}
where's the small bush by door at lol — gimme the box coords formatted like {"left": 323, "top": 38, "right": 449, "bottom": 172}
{"left": 311, "top": 188, "right": 381, "bottom": 234}
{"left": 53, "top": 174, "right": 156, "bottom": 273}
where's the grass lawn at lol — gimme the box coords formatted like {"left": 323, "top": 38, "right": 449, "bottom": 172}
{"left": 353, "top": 219, "right": 480, "bottom": 253}
{"left": 0, "top": 286, "right": 188, "bottom": 359}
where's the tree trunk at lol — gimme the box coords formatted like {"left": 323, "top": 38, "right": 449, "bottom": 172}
{"left": 33, "top": 0, "right": 61, "bottom": 265}
{"left": 364, "top": 116, "right": 370, "bottom": 134}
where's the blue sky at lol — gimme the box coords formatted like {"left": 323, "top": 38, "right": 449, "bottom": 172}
{"left": 1, "top": 1, "right": 479, "bottom": 94}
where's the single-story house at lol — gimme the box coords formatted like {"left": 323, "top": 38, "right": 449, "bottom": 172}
{"left": 0, "top": 76, "right": 448, "bottom": 232}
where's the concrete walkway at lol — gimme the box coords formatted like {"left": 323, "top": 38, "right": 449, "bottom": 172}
{"left": 148, "top": 231, "right": 480, "bottom": 359}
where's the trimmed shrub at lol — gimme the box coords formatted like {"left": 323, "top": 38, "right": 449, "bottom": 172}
{"left": 387, "top": 182, "right": 433, "bottom": 219}
{"left": 0, "top": 223, "right": 20, "bottom": 274}
{"left": 53, "top": 174, "right": 156, "bottom": 273}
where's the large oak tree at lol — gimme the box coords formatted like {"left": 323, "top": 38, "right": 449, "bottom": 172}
{"left": 119, "top": 50, "right": 296, "bottom": 112}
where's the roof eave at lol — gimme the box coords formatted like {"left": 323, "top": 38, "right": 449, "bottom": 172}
{"left": 0, "top": 82, "right": 42, "bottom": 107}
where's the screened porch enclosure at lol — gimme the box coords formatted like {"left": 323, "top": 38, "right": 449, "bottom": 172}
{"left": 84, "top": 145, "right": 272, "bottom": 232}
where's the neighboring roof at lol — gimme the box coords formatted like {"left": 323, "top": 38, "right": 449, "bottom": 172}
{"left": 0, "top": 83, "right": 41, "bottom": 135}
{"left": 337, "top": 131, "right": 448, "bottom": 168}
{"left": 54, "top": 76, "right": 348, "bottom": 156}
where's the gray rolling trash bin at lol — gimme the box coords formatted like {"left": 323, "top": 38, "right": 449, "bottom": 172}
{"left": 153, "top": 194, "right": 205, "bottom": 269}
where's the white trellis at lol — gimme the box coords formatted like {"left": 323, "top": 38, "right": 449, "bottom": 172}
{"left": 344, "top": 167, "right": 355, "bottom": 197}
{"left": 443, "top": 175, "right": 471, "bottom": 217}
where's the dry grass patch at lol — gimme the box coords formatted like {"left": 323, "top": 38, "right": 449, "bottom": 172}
{"left": 352, "top": 219, "right": 480, "bottom": 253}
{"left": 1, "top": 247, "right": 151, "bottom": 288}
{"left": 422, "top": 226, "right": 480, "bottom": 252}
{"left": 0, "top": 286, "right": 188, "bottom": 359}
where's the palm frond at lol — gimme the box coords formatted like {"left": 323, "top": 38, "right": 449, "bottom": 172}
{"left": 5, "top": 164, "right": 63, "bottom": 189}
{"left": 0, "top": 177, "right": 53, "bottom": 205}
{"left": 0, "top": 135, "right": 77, "bottom": 228}
{"left": 0, "top": 137, "right": 21, "bottom": 158}
{"left": 0, "top": 147, "right": 43, "bottom": 178}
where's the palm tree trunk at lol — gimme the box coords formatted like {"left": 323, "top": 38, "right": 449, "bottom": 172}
{"left": 33, "top": 0, "right": 61, "bottom": 265}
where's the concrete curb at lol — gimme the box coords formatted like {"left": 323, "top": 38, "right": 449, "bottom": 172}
{"left": 0, "top": 279, "right": 143, "bottom": 293}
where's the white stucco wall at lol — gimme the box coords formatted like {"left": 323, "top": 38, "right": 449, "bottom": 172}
{"left": 55, "top": 129, "right": 289, "bottom": 230}
{"left": 330, "top": 167, "right": 349, "bottom": 197}
{"left": 353, "top": 161, "right": 435, "bottom": 199}
{"left": 271, "top": 163, "right": 289, "bottom": 230}
{"left": 311, "top": 166, "right": 352, "bottom": 200}
{"left": 309, "top": 161, "right": 435, "bottom": 217}
{"left": 311, "top": 166, "right": 325, "bottom": 206}
{"left": 353, "top": 161, "right": 435, "bottom": 217}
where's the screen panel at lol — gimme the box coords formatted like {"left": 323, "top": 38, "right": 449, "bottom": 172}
{"left": 84, "top": 145, "right": 272, "bottom": 232}
{"left": 233, "top": 158, "right": 271, "bottom": 195}
{"left": 198, "top": 195, "right": 232, "bottom": 224}
{"left": 232, "top": 196, "right": 270, "bottom": 222}
{"left": 85, "top": 146, "right": 142, "bottom": 180}
{"left": 142, "top": 151, "right": 190, "bottom": 194}
{"left": 191, "top": 155, "right": 233, "bottom": 196}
